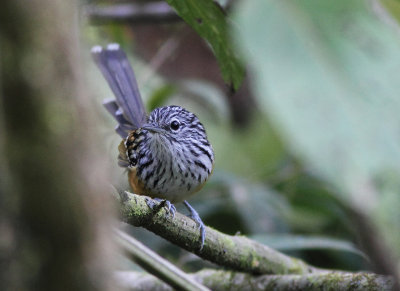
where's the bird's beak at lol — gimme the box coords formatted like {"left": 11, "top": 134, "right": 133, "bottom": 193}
{"left": 142, "top": 124, "right": 166, "bottom": 134}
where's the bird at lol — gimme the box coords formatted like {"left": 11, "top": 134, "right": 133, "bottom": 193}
{"left": 91, "top": 43, "right": 214, "bottom": 250}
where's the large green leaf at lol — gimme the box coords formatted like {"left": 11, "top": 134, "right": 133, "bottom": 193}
{"left": 166, "top": 0, "right": 244, "bottom": 90}
{"left": 234, "top": 0, "right": 400, "bottom": 256}
{"left": 252, "top": 234, "right": 367, "bottom": 260}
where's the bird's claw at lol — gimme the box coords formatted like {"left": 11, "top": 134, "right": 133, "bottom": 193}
{"left": 146, "top": 198, "right": 205, "bottom": 250}
{"left": 146, "top": 198, "right": 176, "bottom": 218}
{"left": 162, "top": 199, "right": 176, "bottom": 218}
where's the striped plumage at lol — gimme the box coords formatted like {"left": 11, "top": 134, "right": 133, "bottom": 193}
{"left": 92, "top": 43, "right": 214, "bottom": 249}
{"left": 119, "top": 105, "right": 214, "bottom": 203}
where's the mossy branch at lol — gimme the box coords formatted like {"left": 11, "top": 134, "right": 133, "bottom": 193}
{"left": 118, "top": 192, "right": 394, "bottom": 290}
{"left": 118, "top": 191, "right": 318, "bottom": 275}
{"left": 114, "top": 269, "right": 394, "bottom": 291}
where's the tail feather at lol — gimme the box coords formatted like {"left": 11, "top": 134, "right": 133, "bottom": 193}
{"left": 102, "top": 98, "right": 118, "bottom": 115}
{"left": 103, "top": 99, "right": 133, "bottom": 127}
{"left": 92, "top": 44, "right": 147, "bottom": 137}
{"left": 116, "top": 125, "right": 128, "bottom": 139}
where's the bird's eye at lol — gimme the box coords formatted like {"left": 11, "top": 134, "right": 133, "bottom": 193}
{"left": 170, "top": 120, "right": 180, "bottom": 131}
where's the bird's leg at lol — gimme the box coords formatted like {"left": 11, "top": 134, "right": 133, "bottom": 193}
{"left": 145, "top": 197, "right": 176, "bottom": 218}
{"left": 183, "top": 201, "right": 206, "bottom": 250}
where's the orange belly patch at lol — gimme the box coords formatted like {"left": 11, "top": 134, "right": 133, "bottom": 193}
{"left": 128, "top": 167, "right": 149, "bottom": 196}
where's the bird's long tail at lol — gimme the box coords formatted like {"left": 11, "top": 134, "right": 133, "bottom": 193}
{"left": 91, "top": 43, "right": 147, "bottom": 138}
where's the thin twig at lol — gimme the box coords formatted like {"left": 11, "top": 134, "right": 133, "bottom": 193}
{"left": 85, "top": 1, "right": 234, "bottom": 25}
{"left": 115, "top": 229, "right": 209, "bottom": 291}
{"left": 85, "top": 2, "right": 181, "bottom": 25}
{"left": 140, "top": 32, "right": 185, "bottom": 86}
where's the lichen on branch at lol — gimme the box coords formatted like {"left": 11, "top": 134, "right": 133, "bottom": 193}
{"left": 119, "top": 191, "right": 316, "bottom": 275}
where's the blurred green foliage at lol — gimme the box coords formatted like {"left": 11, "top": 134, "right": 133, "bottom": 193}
{"left": 235, "top": 0, "right": 400, "bottom": 263}
{"left": 147, "top": 84, "right": 177, "bottom": 111}
{"left": 87, "top": 0, "right": 400, "bottom": 273}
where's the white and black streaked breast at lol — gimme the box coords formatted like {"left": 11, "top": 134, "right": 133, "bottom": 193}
{"left": 124, "top": 105, "right": 214, "bottom": 203}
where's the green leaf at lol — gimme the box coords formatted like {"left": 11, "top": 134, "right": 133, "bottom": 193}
{"left": 212, "top": 171, "right": 290, "bottom": 234}
{"left": 234, "top": 1, "right": 400, "bottom": 257}
{"left": 381, "top": 0, "right": 400, "bottom": 24}
{"left": 166, "top": 0, "right": 244, "bottom": 90}
{"left": 252, "top": 234, "right": 367, "bottom": 260}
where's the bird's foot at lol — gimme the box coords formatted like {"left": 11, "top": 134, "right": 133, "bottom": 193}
{"left": 145, "top": 197, "right": 176, "bottom": 218}
{"left": 183, "top": 201, "right": 206, "bottom": 251}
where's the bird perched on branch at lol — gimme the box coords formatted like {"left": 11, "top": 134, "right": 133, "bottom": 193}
{"left": 92, "top": 43, "right": 214, "bottom": 249}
